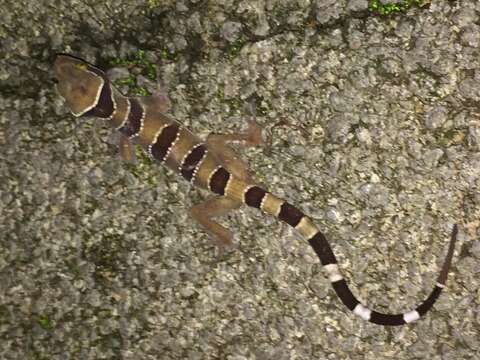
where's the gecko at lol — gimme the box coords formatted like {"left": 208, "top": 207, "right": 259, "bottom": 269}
{"left": 53, "top": 53, "right": 458, "bottom": 326}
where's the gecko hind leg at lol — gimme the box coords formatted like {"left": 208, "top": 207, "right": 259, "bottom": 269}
{"left": 192, "top": 118, "right": 264, "bottom": 250}
{"left": 190, "top": 197, "right": 242, "bottom": 250}
{"left": 206, "top": 119, "right": 264, "bottom": 181}
{"left": 119, "top": 134, "right": 137, "bottom": 163}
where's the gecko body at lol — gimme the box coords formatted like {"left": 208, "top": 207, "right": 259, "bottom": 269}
{"left": 54, "top": 54, "right": 457, "bottom": 326}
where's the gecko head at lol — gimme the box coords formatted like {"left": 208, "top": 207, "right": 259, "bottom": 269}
{"left": 54, "top": 54, "right": 107, "bottom": 117}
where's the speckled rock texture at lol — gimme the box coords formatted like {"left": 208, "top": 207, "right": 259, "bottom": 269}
{"left": 1, "top": 0, "right": 479, "bottom": 359}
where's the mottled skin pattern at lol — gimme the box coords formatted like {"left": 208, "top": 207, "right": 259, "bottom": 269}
{"left": 54, "top": 54, "right": 458, "bottom": 326}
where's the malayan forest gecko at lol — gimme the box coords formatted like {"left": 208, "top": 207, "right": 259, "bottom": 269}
{"left": 54, "top": 54, "right": 458, "bottom": 326}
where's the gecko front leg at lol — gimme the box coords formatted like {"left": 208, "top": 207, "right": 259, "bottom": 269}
{"left": 119, "top": 134, "right": 137, "bottom": 163}
{"left": 138, "top": 60, "right": 172, "bottom": 114}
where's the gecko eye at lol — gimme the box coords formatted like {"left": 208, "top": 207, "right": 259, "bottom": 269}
{"left": 75, "top": 63, "right": 88, "bottom": 71}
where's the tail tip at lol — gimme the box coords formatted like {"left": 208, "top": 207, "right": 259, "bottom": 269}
{"left": 451, "top": 224, "right": 458, "bottom": 238}
{"left": 436, "top": 223, "right": 459, "bottom": 286}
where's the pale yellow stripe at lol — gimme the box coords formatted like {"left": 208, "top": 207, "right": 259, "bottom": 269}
{"left": 137, "top": 112, "right": 172, "bottom": 147}
{"left": 225, "top": 177, "right": 249, "bottom": 203}
{"left": 295, "top": 216, "right": 318, "bottom": 239}
{"left": 195, "top": 153, "right": 220, "bottom": 190}
{"left": 260, "top": 193, "right": 283, "bottom": 217}
{"left": 111, "top": 95, "right": 130, "bottom": 129}
{"left": 165, "top": 128, "right": 198, "bottom": 170}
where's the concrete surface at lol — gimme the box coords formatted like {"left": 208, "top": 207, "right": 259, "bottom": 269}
{"left": 1, "top": 0, "right": 479, "bottom": 359}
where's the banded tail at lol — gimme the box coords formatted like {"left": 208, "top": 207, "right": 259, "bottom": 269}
{"left": 210, "top": 170, "right": 458, "bottom": 326}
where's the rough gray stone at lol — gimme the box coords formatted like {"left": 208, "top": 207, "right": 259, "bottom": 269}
{"left": 1, "top": 0, "right": 478, "bottom": 359}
